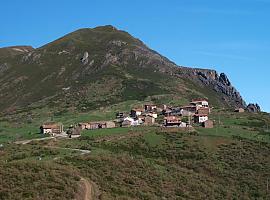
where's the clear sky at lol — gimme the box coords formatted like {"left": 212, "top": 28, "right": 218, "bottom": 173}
{"left": 1, "top": 0, "right": 269, "bottom": 112}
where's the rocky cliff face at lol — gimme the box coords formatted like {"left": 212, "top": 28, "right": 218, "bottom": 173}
{"left": 181, "top": 69, "right": 246, "bottom": 108}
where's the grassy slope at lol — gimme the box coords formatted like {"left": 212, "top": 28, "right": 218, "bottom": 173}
{"left": 0, "top": 109, "right": 269, "bottom": 199}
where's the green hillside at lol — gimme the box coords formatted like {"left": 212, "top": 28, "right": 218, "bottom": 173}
{"left": 0, "top": 25, "right": 245, "bottom": 113}
{"left": 0, "top": 110, "right": 270, "bottom": 199}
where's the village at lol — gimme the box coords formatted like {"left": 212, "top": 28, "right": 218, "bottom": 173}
{"left": 39, "top": 98, "right": 222, "bottom": 138}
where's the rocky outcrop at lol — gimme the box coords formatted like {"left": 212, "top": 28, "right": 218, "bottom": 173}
{"left": 219, "top": 73, "right": 231, "bottom": 86}
{"left": 182, "top": 68, "right": 246, "bottom": 108}
{"left": 247, "top": 103, "right": 261, "bottom": 113}
{"left": 81, "top": 52, "right": 89, "bottom": 65}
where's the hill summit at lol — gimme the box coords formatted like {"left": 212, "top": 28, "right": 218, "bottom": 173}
{"left": 0, "top": 25, "right": 246, "bottom": 112}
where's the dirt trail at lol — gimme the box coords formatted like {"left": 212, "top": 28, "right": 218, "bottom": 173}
{"left": 14, "top": 136, "right": 55, "bottom": 145}
{"left": 78, "top": 177, "right": 97, "bottom": 200}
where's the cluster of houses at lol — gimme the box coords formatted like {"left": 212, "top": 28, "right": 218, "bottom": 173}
{"left": 40, "top": 98, "right": 214, "bottom": 137}
{"left": 117, "top": 98, "right": 213, "bottom": 128}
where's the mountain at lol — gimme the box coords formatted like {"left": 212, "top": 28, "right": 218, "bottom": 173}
{"left": 0, "top": 25, "right": 246, "bottom": 112}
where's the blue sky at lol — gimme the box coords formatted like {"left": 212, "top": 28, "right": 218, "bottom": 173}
{"left": 1, "top": 0, "right": 269, "bottom": 111}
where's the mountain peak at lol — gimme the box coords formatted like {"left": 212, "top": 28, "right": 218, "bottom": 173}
{"left": 93, "top": 25, "right": 118, "bottom": 31}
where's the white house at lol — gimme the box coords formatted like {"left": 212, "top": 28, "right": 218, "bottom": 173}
{"left": 190, "top": 98, "right": 209, "bottom": 110}
{"left": 194, "top": 114, "right": 209, "bottom": 123}
{"left": 122, "top": 117, "right": 140, "bottom": 127}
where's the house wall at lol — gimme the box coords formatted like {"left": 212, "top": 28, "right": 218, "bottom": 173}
{"left": 199, "top": 116, "right": 208, "bottom": 123}
{"left": 106, "top": 121, "right": 116, "bottom": 128}
{"left": 42, "top": 128, "right": 53, "bottom": 134}
{"left": 145, "top": 117, "right": 155, "bottom": 125}
{"left": 197, "top": 108, "right": 210, "bottom": 115}
{"left": 194, "top": 116, "right": 209, "bottom": 123}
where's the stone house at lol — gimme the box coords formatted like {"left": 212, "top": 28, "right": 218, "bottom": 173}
{"left": 164, "top": 116, "right": 181, "bottom": 127}
{"left": 180, "top": 106, "right": 197, "bottom": 116}
{"left": 190, "top": 98, "right": 209, "bottom": 110}
{"left": 40, "top": 122, "right": 64, "bottom": 136}
{"left": 121, "top": 117, "right": 139, "bottom": 127}
{"left": 79, "top": 121, "right": 115, "bottom": 130}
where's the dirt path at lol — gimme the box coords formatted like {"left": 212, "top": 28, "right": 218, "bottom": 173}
{"left": 45, "top": 146, "right": 91, "bottom": 155}
{"left": 80, "top": 177, "right": 93, "bottom": 200}
{"left": 14, "top": 136, "right": 55, "bottom": 145}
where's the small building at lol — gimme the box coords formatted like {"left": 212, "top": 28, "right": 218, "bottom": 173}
{"left": 164, "top": 116, "right": 181, "bottom": 127}
{"left": 121, "top": 117, "right": 139, "bottom": 127}
{"left": 79, "top": 121, "right": 115, "bottom": 130}
{"left": 194, "top": 114, "right": 209, "bottom": 123}
{"left": 179, "top": 122, "right": 187, "bottom": 128}
{"left": 67, "top": 126, "right": 81, "bottom": 138}
{"left": 40, "top": 122, "right": 64, "bottom": 136}
{"left": 144, "top": 104, "right": 157, "bottom": 112}
{"left": 190, "top": 98, "right": 209, "bottom": 110}
{"left": 180, "top": 106, "right": 197, "bottom": 116}
{"left": 235, "top": 108, "right": 245, "bottom": 113}
{"left": 144, "top": 116, "right": 155, "bottom": 125}
{"left": 197, "top": 107, "right": 210, "bottom": 115}
{"left": 203, "top": 120, "right": 214, "bottom": 128}
{"left": 131, "top": 108, "right": 144, "bottom": 118}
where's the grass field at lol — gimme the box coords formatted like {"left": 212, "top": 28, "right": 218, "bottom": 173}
{"left": 0, "top": 106, "right": 270, "bottom": 199}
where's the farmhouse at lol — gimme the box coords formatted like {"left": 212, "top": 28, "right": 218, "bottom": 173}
{"left": 164, "top": 116, "right": 181, "bottom": 127}
{"left": 194, "top": 114, "right": 209, "bottom": 123}
{"left": 79, "top": 121, "right": 115, "bottom": 130}
{"left": 122, "top": 117, "right": 139, "bottom": 127}
{"left": 180, "top": 106, "right": 197, "bottom": 116}
{"left": 190, "top": 98, "right": 209, "bottom": 110}
{"left": 40, "top": 122, "right": 64, "bottom": 136}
